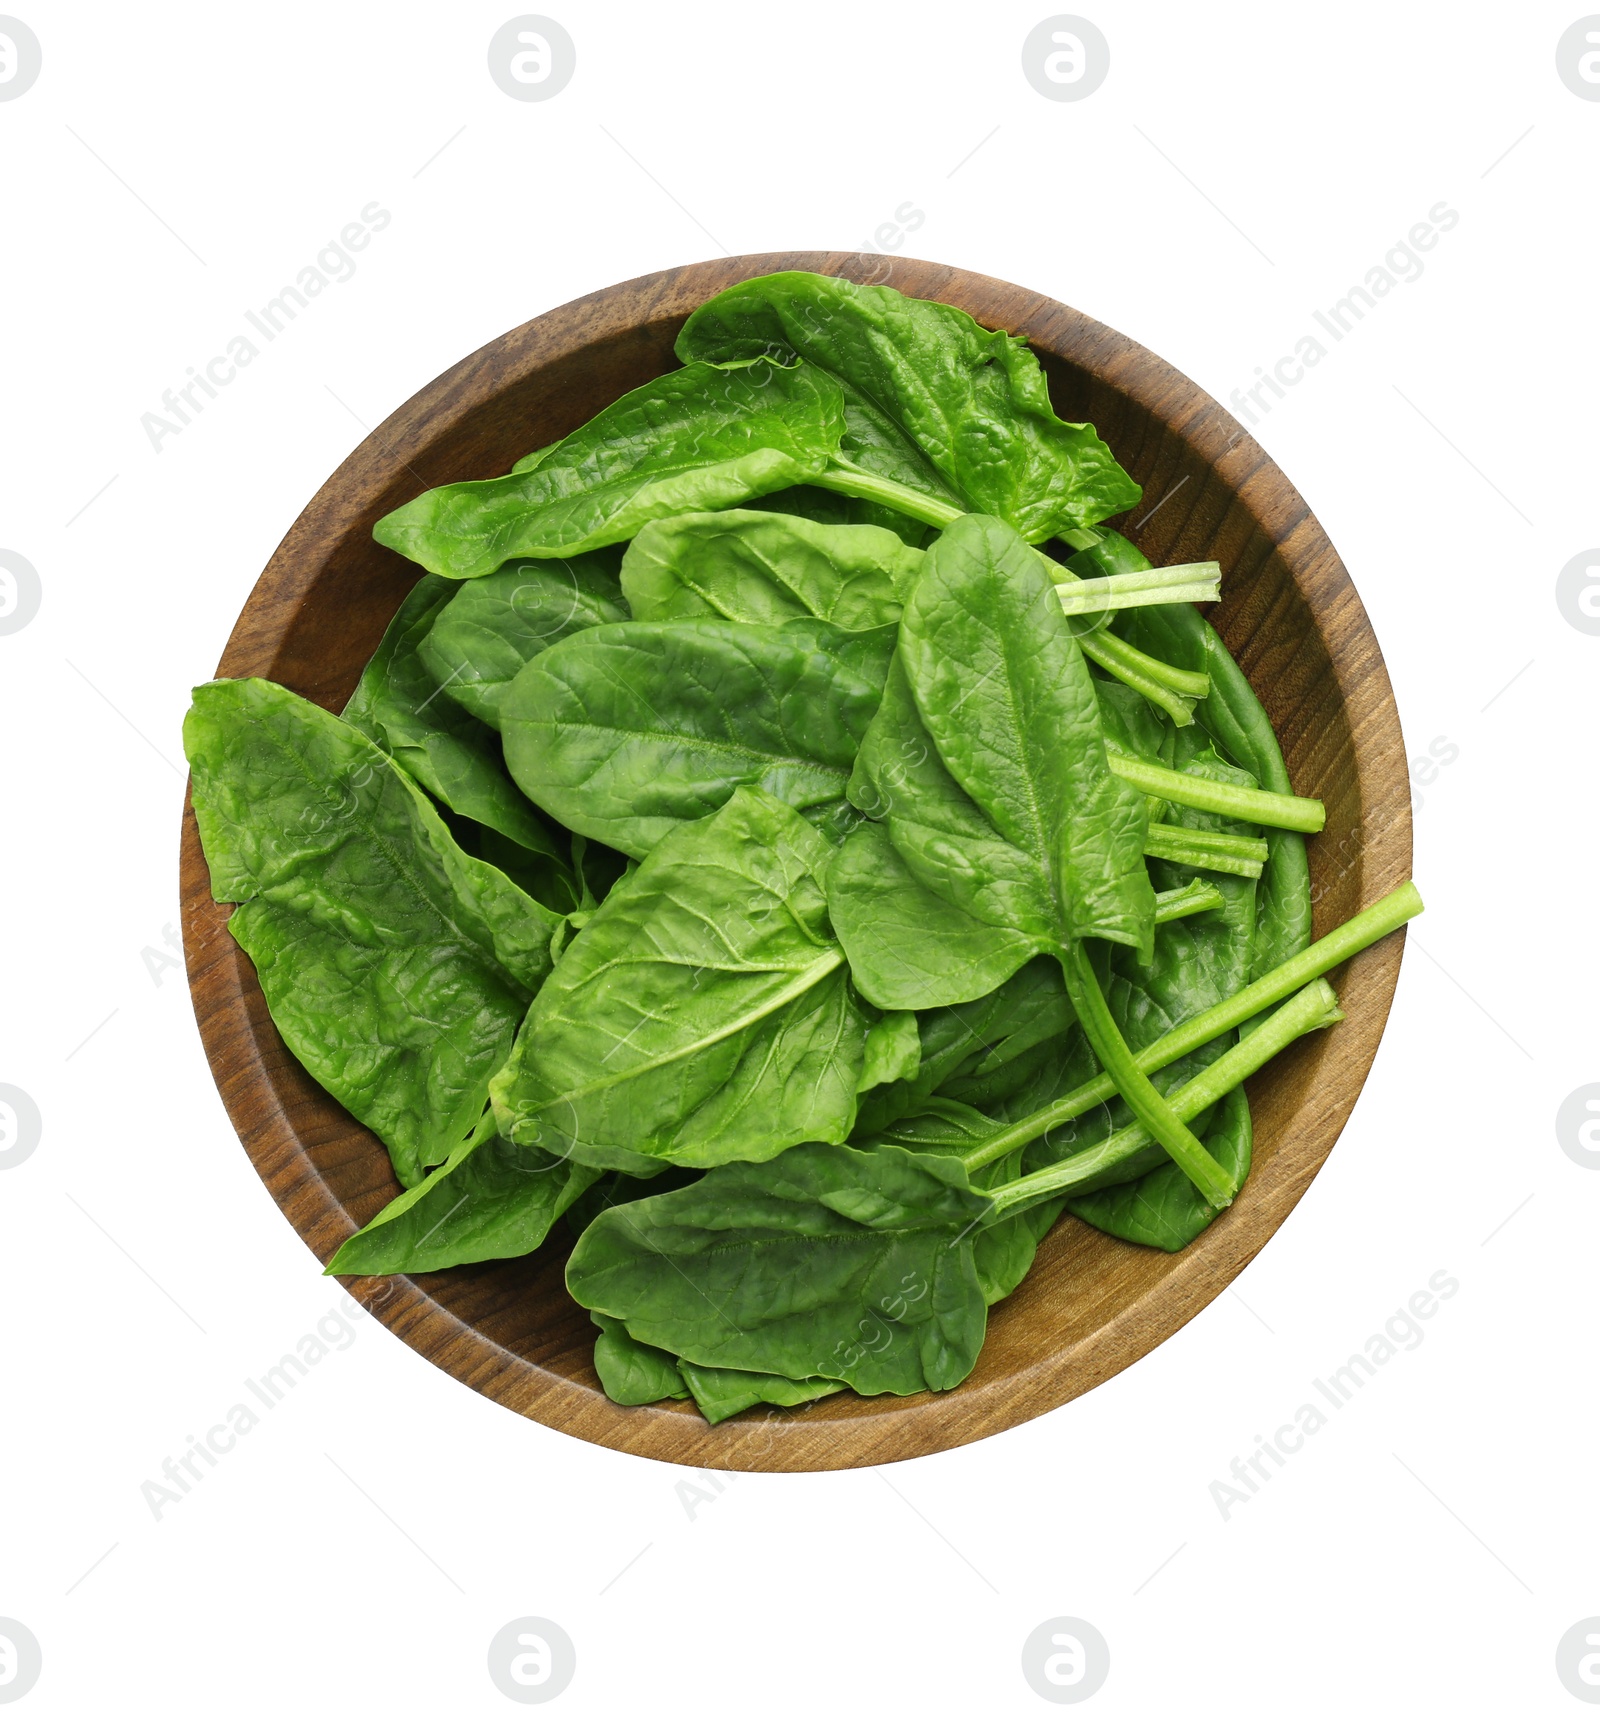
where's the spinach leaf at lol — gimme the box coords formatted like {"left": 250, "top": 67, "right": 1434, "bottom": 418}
{"left": 327, "top": 1110, "right": 599, "bottom": 1274}
{"left": 184, "top": 678, "right": 562, "bottom": 1187}
{"left": 858, "top": 1008, "right": 922, "bottom": 1092}
{"left": 342, "top": 574, "right": 562, "bottom": 858}
{"left": 590, "top": 1313, "right": 690, "bottom": 1405}
{"left": 675, "top": 1362, "right": 844, "bottom": 1423}
{"left": 1067, "top": 1084, "right": 1251, "bottom": 1250}
{"left": 510, "top": 442, "right": 557, "bottom": 474}
{"left": 566, "top": 1140, "right": 993, "bottom": 1394}
{"left": 373, "top": 358, "right": 846, "bottom": 579}
{"left": 416, "top": 548, "right": 628, "bottom": 728}
{"left": 830, "top": 515, "right": 1155, "bottom": 1011}
{"left": 842, "top": 515, "right": 1236, "bottom": 1205}
{"left": 491, "top": 788, "right": 873, "bottom": 1175}
{"left": 896, "top": 515, "right": 1153, "bottom": 953}
{"left": 620, "top": 508, "right": 922, "bottom": 631}
{"left": 595, "top": 1292, "right": 844, "bottom": 1420}
{"left": 981, "top": 1191, "right": 1068, "bottom": 1299}
{"left": 676, "top": 270, "right": 1141, "bottom": 539}
{"left": 825, "top": 813, "right": 1050, "bottom": 1011}
{"left": 680, "top": 288, "right": 968, "bottom": 533}
{"left": 500, "top": 618, "right": 888, "bottom": 859}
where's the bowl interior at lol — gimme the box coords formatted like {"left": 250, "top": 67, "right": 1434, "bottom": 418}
{"left": 181, "top": 252, "right": 1410, "bottom": 1471}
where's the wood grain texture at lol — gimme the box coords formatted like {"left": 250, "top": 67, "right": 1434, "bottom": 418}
{"left": 179, "top": 252, "right": 1412, "bottom": 1471}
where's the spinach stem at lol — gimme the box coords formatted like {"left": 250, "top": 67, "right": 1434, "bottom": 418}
{"left": 812, "top": 461, "right": 1211, "bottom": 713}
{"left": 960, "top": 880, "right": 1423, "bottom": 1176}
{"left": 1077, "top": 628, "right": 1211, "bottom": 700}
{"left": 1058, "top": 942, "right": 1237, "bottom": 1209}
{"left": 1152, "top": 879, "right": 1225, "bottom": 923}
{"left": 1110, "top": 753, "right": 1326, "bottom": 833}
{"left": 1053, "top": 565, "right": 1221, "bottom": 613}
{"left": 813, "top": 463, "right": 965, "bottom": 528}
{"left": 1145, "top": 823, "right": 1266, "bottom": 879}
{"left": 1078, "top": 635, "right": 1198, "bottom": 727}
{"left": 985, "top": 979, "right": 1344, "bottom": 1217}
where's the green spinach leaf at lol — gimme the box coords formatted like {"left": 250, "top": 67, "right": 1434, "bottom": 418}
{"left": 416, "top": 547, "right": 628, "bottom": 728}
{"left": 825, "top": 813, "right": 1046, "bottom": 1011}
{"left": 566, "top": 1139, "right": 993, "bottom": 1394}
{"left": 896, "top": 515, "right": 1153, "bottom": 952}
{"left": 844, "top": 515, "right": 1234, "bottom": 1204}
{"left": 675, "top": 1361, "right": 844, "bottom": 1423}
{"left": 676, "top": 271, "right": 1141, "bottom": 538}
{"left": 621, "top": 508, "right": 922, "bottom": 630}
{"left": 500, "top": 618, "right": 888, "bottom": 858}
{"left": 830, "top": 515, "right": 1154, "bottom": 1010}
{"left": 327, "top": 1110, "right": 599, "bottom": 1273}
{"left": 184, "top": 678, "right": 561, "bottom": 1187}
{"left": 491, "top": 788, "right": 873, "bottom": 1174}
{"left": 343, "top": 574, "right": 562, "bottom": 858}
{"left": 858, "top": 1008, "right": 923, "bottom": 1092}
{"left": 594, "top": 1283, "right": 843, "bottom": 1420}
{"left": 591, "top": 1313, "right": 691, "bottom": 1405}
{"left": 373, "top": 358, "right": 846, "bottom": 579}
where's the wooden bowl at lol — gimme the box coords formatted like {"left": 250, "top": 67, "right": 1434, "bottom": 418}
{"left": 180, "top": 253, "right": 1411, "bottom": 1471}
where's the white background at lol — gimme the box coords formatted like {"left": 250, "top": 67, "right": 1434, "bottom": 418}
{"left": 2, "top": 2, "right": 1595, "bottom": 1714}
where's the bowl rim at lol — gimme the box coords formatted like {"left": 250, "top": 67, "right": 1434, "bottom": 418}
{"left": 179, "top": 250, "right": 1411, "bottom": 1472}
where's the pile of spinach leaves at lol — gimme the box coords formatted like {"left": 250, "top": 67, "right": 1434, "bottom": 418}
{"left": 187, "top": 270, "right": 1421, "bottom": 1424}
